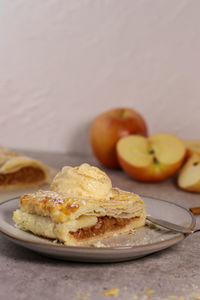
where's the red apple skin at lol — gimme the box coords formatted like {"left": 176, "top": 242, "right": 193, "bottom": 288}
{"left": 117, "top": 154, "right": 185, "bottom": 182}
{"left": 90, "top": 108, "right": 148, "bottom": 168}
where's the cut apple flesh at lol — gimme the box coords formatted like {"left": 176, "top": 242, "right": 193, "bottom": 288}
{"left": 117, "top": 134, "right": 186, "bottom": 182}
{"left": 117, "top": 134, "right": 185, "bottom": 166}
{"left": 149, "top": 134, "right": 186, "bottom": 164}
{"left": 178, "top": 154, "right": 200, "bottom": 192}
{"left": 117, "top": 136, "right": 151, "bottom": 167}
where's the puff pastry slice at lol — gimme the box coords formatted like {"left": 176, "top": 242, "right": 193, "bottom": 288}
{"left": 13, "top": 188, "right": 146, "bottom": 246}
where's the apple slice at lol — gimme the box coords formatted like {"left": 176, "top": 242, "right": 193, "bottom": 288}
{"left": 178, "top": 153, "right": 200, "bottom": 192}
{"left": 117, "top": 133, "right": 186, "bottom": 182}
{"left": 184, "top": 140, "right": 200, "bottom": 157}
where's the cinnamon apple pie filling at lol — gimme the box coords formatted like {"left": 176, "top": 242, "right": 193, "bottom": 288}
{"left": 70, "top": 216, "right": 139, "bottom": 240}
{"left": 13, "top": 164, "right": 146, "bottom": 246}
{"left": 0, "top": 167, "right": 45, "bottom": 186}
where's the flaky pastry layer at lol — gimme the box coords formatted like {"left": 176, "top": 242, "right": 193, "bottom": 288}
{"left": 13, "top": 164, "right": 146, "bottom": 246}
{"left": 18, "top": 188, "right": 145, "bottom": 223}
{"left": 13, "top": 210, "right": 146, "bottom": 246}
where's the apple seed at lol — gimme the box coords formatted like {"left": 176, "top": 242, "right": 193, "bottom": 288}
{"left": 149, "top": 149, "right": 155, "bottom": 155}
{"left": 193, "top": 162, "right": 199, "bottom": 166}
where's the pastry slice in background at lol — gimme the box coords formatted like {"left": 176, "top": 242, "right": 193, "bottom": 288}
{"left": 0, "top": 146, "right": 56, "bottom": 190}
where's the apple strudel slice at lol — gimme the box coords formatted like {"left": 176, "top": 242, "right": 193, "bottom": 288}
{"left": 13, "top": 188, "right": 146, "bottom": 246}
{"left": 0, "top": 146, "right": 56, "bottom": 190}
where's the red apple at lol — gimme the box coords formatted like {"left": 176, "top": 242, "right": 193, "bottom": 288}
{"left": 90, "top": 108, "right": 148, "bottom": 168}
{"left": 117, "top": 133, "right": 186, "bottom": 182}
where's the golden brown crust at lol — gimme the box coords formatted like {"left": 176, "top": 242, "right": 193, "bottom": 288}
{"left": 19, "top": 190, "right": 81, "bottom": 222}
{"left": 19, "top": 188, "right": 145, "bottom": 223}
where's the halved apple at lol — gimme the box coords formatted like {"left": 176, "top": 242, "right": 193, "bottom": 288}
{"left": 90, "top": 107, "right": 148, "bottom": 168}
{"left": 178, "top": 153, "right": 200, "bottom": 192}
{"left": 117, "top": 133, "right": 186, "bottom": 182}
{"left": 184, "top": 140, "right": 200, "bottom": 157}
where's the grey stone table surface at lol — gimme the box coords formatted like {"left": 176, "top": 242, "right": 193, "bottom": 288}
{"left": 0, "top": 151, "right": 200, "bottom": 300}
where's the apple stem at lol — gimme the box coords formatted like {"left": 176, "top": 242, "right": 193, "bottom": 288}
{"left": 118, "top": 109, "right": 126, "bottom": 118}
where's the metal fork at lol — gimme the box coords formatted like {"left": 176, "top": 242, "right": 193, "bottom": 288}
{"left": 146, "top": 216, "right": 200, "bottom": 234}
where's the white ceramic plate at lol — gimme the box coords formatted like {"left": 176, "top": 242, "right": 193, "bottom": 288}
{"left": 0, "top": 196, "right": 195, "bottom": 263}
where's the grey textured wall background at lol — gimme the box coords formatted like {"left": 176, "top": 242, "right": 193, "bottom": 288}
{"left": 1, "top": 0, "right": 200, "bottom": 153}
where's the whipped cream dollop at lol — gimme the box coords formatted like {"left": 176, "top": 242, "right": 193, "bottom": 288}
{"left": 50, "top": 163, "right": 112, "bottom": 199}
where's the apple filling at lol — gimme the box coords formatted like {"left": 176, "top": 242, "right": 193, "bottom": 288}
{"left": 70, "top": 216, "right": 139, "bottom": 240}
{"left": 0, "top": 167, "right": 45, "bottom": 186}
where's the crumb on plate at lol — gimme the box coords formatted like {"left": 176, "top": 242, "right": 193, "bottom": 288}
{"left": 103, "top": 288, "right": 119, "bottom": 296}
